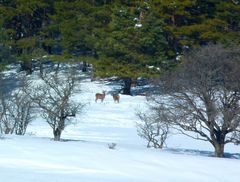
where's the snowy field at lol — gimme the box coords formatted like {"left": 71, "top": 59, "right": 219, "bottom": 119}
{"left": 0, "top": 69, "right": 240, "bottom": 182}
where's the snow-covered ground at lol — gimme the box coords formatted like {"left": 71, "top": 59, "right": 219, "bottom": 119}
{"left": 0, "top": 71, "right": 240, "bottom": 182}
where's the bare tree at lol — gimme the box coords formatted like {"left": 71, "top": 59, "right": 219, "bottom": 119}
{"left": 0, "top": 94, "right": 15, "bottom": 134}
{"left": 9, "top": 77, "right": 35, "bottom": 135}
{"left": 28, "top": 69, "right": 84, "bottom": 141}
{"left": 137, "top": 109, "right": 169, "bottom": 149}
{"left": 0, "top": 76, "right": 35, "bottom": 135}
{"left": 149, "top": 44, "right": 240, "bottom": 157}
{"left": 0, "top": 74, "right": 13, "bottom": 134}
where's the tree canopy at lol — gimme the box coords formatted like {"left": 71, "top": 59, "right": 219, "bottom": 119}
{"left": 0, "top": 0, "right": 239, "bottom": 76}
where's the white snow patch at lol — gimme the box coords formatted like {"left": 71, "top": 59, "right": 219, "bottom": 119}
{"left": 0, "top": 73, "right": 240, "bottom": 182}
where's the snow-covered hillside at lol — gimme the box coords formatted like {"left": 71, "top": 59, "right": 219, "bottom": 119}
{"left": 0, "top": 72, "right": 240, "bottom": 182}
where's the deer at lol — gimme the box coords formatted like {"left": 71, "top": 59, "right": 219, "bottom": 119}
{"left": 95, "top": 91, "right": 106, "bottom": 103}
{"left": 112, "top": 93, "right": 120, "bottom": 103}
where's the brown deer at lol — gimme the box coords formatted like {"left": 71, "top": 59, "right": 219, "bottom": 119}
{"left": 95, "top": 91, "right": 106, "bottom": 103}
{"left": 112, "top": 94, "right": 120, "bottom": 103}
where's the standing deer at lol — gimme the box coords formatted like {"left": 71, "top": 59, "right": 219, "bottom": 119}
{"left": 95, "top": 91, "right": 106, "bottom": 103}
{"left": 112, "top": 94, "right": 120, "bottom": 103}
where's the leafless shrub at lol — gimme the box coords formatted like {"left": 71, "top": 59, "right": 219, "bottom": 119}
{"left": 11, "top": 76, "right": 35, "bottom": 135}
{"left": 0, "top": 76, "right": 35, "bottom": 135}
{"left": 137, "top": 109, "right": 169, "bottom": 149}
{"left": 27, "top": 68, "right": 84, "bottom": 141}
{"left": 0, "top": 94, "right": 15, "bottom": 134}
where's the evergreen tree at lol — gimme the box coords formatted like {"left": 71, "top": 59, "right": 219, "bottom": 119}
{"left": 152, "top": 0, "right": 197, "bottom": 54}
{"left": 93, "top": 1, "right": 168, "bottom": 94}
{"left": 1, "top": 0, "right": 239, "bottom": 88}
{"left": 0, "top": 0, "right": 53, "bottom": 73}
{"left": 152, "top": 0, "right": 240, "bottom": 53}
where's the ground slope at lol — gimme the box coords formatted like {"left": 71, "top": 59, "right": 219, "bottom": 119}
{"left": 0, "top": 77, "right": 240, "bottom": 182}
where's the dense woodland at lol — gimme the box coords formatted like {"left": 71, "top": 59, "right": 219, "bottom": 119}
{"left": 1, "top": 1, "right": 240, "bottom": 90}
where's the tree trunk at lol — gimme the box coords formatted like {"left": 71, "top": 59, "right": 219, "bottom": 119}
{"left": 39, "top": 61, "right": 43, "bottom": 77}
{"left": 4, "top": 127, "right": 11, "bottom": 134}
{"left": 54, "top": 62, "right": 60, "bottom": 73}
{"left": 122, "top": 77, "right": 132, "bottom": 95}
{"left": 82, "top": 61, "right": 87, "bottom": 72}
{"left": 53, "top": 128, "right": 62, "bottom": 141}
{"left": 15, "top": 123, "right": 26, "bottom": 135}
{"left": 21, "top": 61, "right": 32, "bottom": 75}
{"left": 214, "top": 143, "right": 225, "bottom": 157}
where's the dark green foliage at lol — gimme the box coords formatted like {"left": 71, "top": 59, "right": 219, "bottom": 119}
{"left": 0, "top": 45, "right": 15, "bottom": 70}
{"left": 93, "top": 1, "right": 168, "bottom": 78}
{"left": 0, "top": 0, "right": 54, "bottom": 70}
{"left": 0, "top": 17, "right": 15, "bottom": 69}
{"left": 0, "top": 0, "right": 239, "bottom": 76}
{"left": 153, "top": 0, "right": 240, "bottom": 52}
